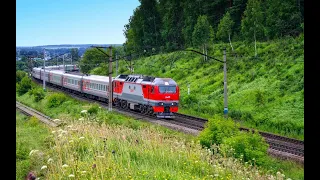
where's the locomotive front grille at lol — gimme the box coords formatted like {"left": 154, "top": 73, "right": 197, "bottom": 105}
{"left": 164, "top": 106, "right": 170, "bottom": 113}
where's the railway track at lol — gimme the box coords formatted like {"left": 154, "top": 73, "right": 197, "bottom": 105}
{"left": 31, "top": 78, "right": 304, "bottom": 163}
{"left": 16, "top": 101, "right": 60, "bottom": 127}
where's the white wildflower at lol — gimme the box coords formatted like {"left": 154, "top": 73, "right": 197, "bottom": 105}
{"left": 41, "top": 165, "right": 47, "bottom": 170}
{"left": 68, "top": 174, "right": 75, "bottom": 178}
{"left": 29, "top": 150, "right": 39, "bottom": 156}
{"left": 53, "top": 119, "right": 61, "bottom": 123}
{"left": 36, "top": 178, "right": 40, "bottom": 180}
{"left": 62, "top": 164, "right": 69, "bottom": 168}
{"left": 286, "top": 178, "right": 292, "bottom": 180}
{"left": 79, "top": 117, "right": 84, "bottom": 121}
{"left": 214, "top": 174, "right": 219, "bottom": 177}
{"left": 69, "top": 140, "right": 74, "bottom": 143}
{"left": 47, "top": 158, "right": 54, "bottom": 163}
{"left": 81, "top": 171, "right": 87, "bottom": 174}
{"left": 282, "top": 174, "right": 285, "bottom": 178}
{"left": 51, "top": 131, "right": 56, "bottom": 134}
{"left": 81, "top": 110, "right": 87, "bottom": 114}
{"left": 96, "top": 155, "right": 105, "bottom": 158}
{"left": 79, "top": 136, "right": 85, "bottom": 140}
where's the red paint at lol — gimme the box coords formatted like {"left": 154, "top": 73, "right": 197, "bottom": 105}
{"left": 170, "top": 106, "right": 179, "bottom": 112}
{"left": 153, "top": 106, "right": 164, "bottom": 112}
{"left": 113, "top": 80, "right": 124, "bottom": 94}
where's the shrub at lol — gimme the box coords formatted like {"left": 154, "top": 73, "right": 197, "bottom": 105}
{"left": 29, "top": 88, "right": 45, "bottom": 102}
{"left": 198, "top": 115, "right": 240, "bottom": 148}
{"left": 181, "top": 94, "right": 199, "bottom": 107}
{"left": 28, "top": 116, "right": 40, "bottom": 127}
{"left": 17, "top": 76, "right": 33, "bottom": 96}
{"left": 16, "top": 70, "right": 27, "bottom": 83}
{"left": 220, "top": 131, "right": 269, "bottom": 166}
{"left": 46, "top": 93, "right": 67, "bottom": 108}
{"left": 88, "top": 104, "right": 99, "bottom": 115}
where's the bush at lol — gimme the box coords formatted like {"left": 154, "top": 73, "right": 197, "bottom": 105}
{"left": 220, "top": 131, "right": 269, "bottom": 166}
{"left": 46, "top": 93, "right": 67, "bottom": 108}
{"left": 29, "top": 88, "right": 45, "bottom": 102}
{"left": 17, "top": 76, "right": 33, "bottom": 96}
{"left": 88, "top": 104, "right": 99, "bottom": 115}
{"left": 16, "top": 70, "right": 27, "bottom": 83}
{"left": 198, "top": 115, "right": 240, "bottom": 148}
{"left": 28, "top": 116, "right": 40, "bottom": 127}
{"left": 181, "top": 94, "right": 199, "bottom": 107}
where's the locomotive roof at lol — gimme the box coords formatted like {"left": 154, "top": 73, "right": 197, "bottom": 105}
{"left": 153, "top": 78, "right": 177, "bottom": 85}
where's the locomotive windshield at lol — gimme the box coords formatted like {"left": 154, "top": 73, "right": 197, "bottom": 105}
{"left": 159, "top": 86, "right": 176, "bottom": 93}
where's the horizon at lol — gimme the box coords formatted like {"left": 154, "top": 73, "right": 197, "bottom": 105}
{"left": 16, "top": 0, "right": 140, "bottom": 47}
{"left": 16, "top": 43, "right": 123, "bottom": 48}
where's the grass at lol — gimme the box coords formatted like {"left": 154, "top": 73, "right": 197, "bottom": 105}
{"left": 16, "top": 111, "right": 51, "bottom": 180}
{"left": 16, "top": 82, "right": 304, "bottom": 179}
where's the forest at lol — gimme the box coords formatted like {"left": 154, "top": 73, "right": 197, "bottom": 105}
{"left": 123, "top": 0, "right": 304, "bottom": 55}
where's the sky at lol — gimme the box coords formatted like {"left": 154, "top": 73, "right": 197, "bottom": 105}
{"left": 16, "top": 0, "right": 140, "bottom": 47}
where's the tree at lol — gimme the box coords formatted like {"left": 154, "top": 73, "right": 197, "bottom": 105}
{"left": 182, "top": 0, "right": 200, "bottom": 47}
{"left": 70, "top": 48, "right": 79, "bottom": 63}
{"left": 80, "top": 48, "right": 108, "bottom": 74}
{"left": 17, "top": 76, "right": 33, "bottom": 95}
{"left": 216, "top": 12, "right": 235, "bottom": 51}
{"left": 241, "top": 0, "right": 265, "bottom": 57}
{"left": 159, "top": 0, "right": 184, "bottom": 51}
{"left": 123, "top": 0, "right": 162, "bottom": 54}
{"left": 16, "top": 70, "right": 27, "bottom": 83}
{"left": 265, "top": 0, "right": 302, "bottom": 39}
{"left": 192, "top": 15, "right": 213, "bottom": 61}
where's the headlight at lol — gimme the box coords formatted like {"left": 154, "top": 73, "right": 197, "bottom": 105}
{"left": 159, "top": 102, "right": 164, "bottom": 106}
{"left": 171, "top": 102, "right": 177, "bottom": 106}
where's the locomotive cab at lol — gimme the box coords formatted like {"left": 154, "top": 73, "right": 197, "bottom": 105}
{"left": 152, "top": 78, "right": 179, "bottom": 118}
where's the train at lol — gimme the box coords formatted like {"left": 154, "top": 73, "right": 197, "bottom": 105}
{"left": 31, "top": 65, "right": 180, "bottom": 118}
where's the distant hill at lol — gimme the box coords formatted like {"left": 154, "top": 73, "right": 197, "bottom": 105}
{"left": 16, "top": 44, "right": 123, "bottom": 57}
{"left": 16, "top": 44, "right": 122, "bottom": 49}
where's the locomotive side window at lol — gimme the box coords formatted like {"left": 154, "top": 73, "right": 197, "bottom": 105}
{"left": 143, "top": 85, "right": 146, "bottom": 88}
{"left": 151, "top": 86, "right": 154, "bottom": 94}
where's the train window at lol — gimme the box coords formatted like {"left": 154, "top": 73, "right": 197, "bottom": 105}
{"left": 151, "top": 86, "right": 154, "bottom": 94}
{"left": 129, "top": 86, "right": 131, "bottom": 89}
{"left": 159, "top": 86, "right": 177, "bottom": 93}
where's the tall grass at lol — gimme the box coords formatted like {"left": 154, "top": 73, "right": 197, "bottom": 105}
{"left": 28, "top": 120, "right": 292, "bottom": 180}
{"left": 16, "top": 111, "right": 51, "bottom": 180}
